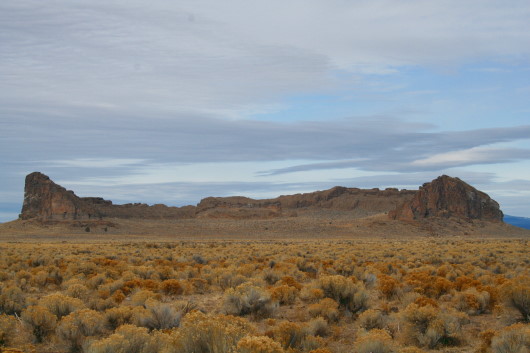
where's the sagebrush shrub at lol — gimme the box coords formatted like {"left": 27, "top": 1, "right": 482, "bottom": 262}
{"left": 223, "top": 283, "right": 277, "bottom": 318}
{"left": 271, "top": 321, "right": 305, "bottom": 350}
{"left": 236, "top": 335, "right": 285, "bottom": 353}
{"left": 354, "top": 329, "right": 394, "bottom": 353}
{"left": 21, "top": 305, "right": 57, "bottom": 343}
{"left": 401, "top": 303, "right": 468, "bottom": 348}
{"left": 268, "top": 285, "right": 298, "bottom": 305}
{"left": 161, "top": 279, "right": 183, "bottom": 296}
{"left": 317, "top": 275, "right": 368, "bottom": 313}
{"left": 378, "top": 274, "right": 402, "bottom": 299}
{"left": 490, "top": 323, "right": 530, "bottom": 353}
{"left": 453, "top": 288, "right": 491, "bottom": 315}
{"left": 104, "top": 306, "right": 135, "bottom": 330}
{"left": 308, "top": 298, "right": 340, "bottom": 322}
{"left": 0, "top": 286, "right": 26, "bottom": 315}
{"left": 137, "top": 301, "right": 181, "bottom": 330}
{"left": 56, "top": 309, "right": 105, "bottom": 352}
{"left": 502, "top": 278, "right": 530, "bottom": 322}
{"left": 39, "top": 293, "right": 84, "bottom": 319}
{"left": 0, "top": 314, "right": 17, "bottom": 346}
{"left": 85, "top": 324, "right": 169, "bottom": 353}
{"left": 357, "top": 309, "right": 386, "bottom": 330}
{"left": 305, "top": 317, "right": 329, "bottom": 337}
{"left": 169, "top": 311, "right": 253, "bottom": 353}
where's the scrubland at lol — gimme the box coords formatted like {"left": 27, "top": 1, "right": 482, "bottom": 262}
{"left": 0, "top": 237, "right": 528, "bottom": 353}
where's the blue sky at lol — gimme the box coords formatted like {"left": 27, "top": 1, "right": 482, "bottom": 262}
{"left": 1, "top": 0, "right": 530, "bottom": 222}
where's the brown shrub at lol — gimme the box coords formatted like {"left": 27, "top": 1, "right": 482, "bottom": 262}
{"left": 405, "top": 272, "right": 453, "bottom": 298}
{"left": 85, "top": 324, "right": 168, "bottom": 353}
{"left": 378, "top": 274, "right": 402, "bottom": 299}
{"left": 502, "top": 278, "right": 530, "bottom": 322}
{"left": 104, "top": 306, "right": 135, "bottom": 330}
{"left": 300, "top": 287, "right": 325, "bottom": 303}
{"left": 308, "top": 298, "right": 340, "bottom": 322}
{"left": 413, "top": 296, "right": 438, "bottom": 308}
{"left": 490, "top": 323, "right": 530, "bottom": 353}
{"left": 305, "top": 317, "right": 330, "bottom": 337}
{"left": 161, "top": 279, "right": 184, "bottom": 296}
{"left": 56, "top": 309, "right": 105, "bottom": 352}
{"left": 137, "top": 301, "right": 181, "bottom": 330}
{"left": 0, "top": 314, "right": 17, "bottom": 346}
{"left": 66, "top": 283, "right": 90, "bottom": 301}
{"left": 39, "top": 293, "right": 84, "bottom": 319}
{"left": 268, "top": 285, "right": 298, "bottom": 305}
{"left": 21, "top": 305, "right": 57, "bottom": 343}
{"left": 357, "top": 309, "right": 386, "bottom": 330}
{"left": 354, "top": 329, "right": 394, "bottom": 353}
{"left": 453, "top": 288, "right": 491, "bottom": 315}
{"left": 317, "top": 275, "right": 368, "bottom": 313}
{"left": 278, "top": 276, "right": 302, "bottom": 290}
{"left": 401, "top": 303, "right": 468, "bottom": 348}
{"left": 169, "top": 311, "right": 253, "bottom": 353}
{"left": 223, "top": 283, "right": 277, "bottom": 319}
{"left": 236, "top": 336, "right": 285, "bottom": 353}
{"left": 0, "top": 287, "right": 26, "bottom": 315}
{"left": 271, "top": 321, "right": 305, "bottom": 350}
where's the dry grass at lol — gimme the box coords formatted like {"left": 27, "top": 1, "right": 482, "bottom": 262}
{"left": 0, "top": 236, "right": 528, "bottom": 353}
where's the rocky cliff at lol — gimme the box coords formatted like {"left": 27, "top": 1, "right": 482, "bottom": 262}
{"left": 389, "top": 175, "right": 503, "bottom": 222}
{"left": 19, "top": 172, "right": 503, "bottom": 223}
{"left": 20, "top": 172, "right": 194, "bottom": 220}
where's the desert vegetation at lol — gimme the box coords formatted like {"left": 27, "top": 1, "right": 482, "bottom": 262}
{"left": 0, "top": 237, "right": 528, "bottom": 353}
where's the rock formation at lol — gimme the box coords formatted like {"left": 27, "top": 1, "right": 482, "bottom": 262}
{"left": 20, "top": 172, "right": 104, "bottom": 220}
{"left": 389, "top": 175, "right": 503, "bottom": 222}
{"left": 19, "top": 172, "right": 503, "bottom": 224}
{"left": 20, "top": 172, "right": 194, "bottom": 221}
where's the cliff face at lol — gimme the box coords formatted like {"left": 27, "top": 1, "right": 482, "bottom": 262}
{"left": 389, "top": 175, "right": 503, "bottom": 222}
{"left": 20, "top": 172, "right": 104, "bottom": 220}
{"left": 19, "top": 172, "right": 503, "bottom": 223}
{"left": 20, "top": 172, "right": 194, "bottom": 221}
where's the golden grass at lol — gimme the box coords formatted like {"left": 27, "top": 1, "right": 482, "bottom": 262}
{"left": 0, "top": 236, "right": 528, "bottom": 353}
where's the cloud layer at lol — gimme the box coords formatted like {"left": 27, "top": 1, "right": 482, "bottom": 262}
{"left": 1, "top": 1, "right": 530, "bottom": 220}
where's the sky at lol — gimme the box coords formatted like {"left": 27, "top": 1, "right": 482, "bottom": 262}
{"left": 1, "top": 0, "right": 530, "bottom": 222}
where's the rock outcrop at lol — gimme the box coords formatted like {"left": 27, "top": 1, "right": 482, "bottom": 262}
{"left": 20, "top": 172, "right": 194, "bottom": 221}
{"left": 19, "top": 172, "right": 503, "bottom": 224}
{"left": 20, "top": 172, "right": 104, "bottom": 220}
{"left": 389, "top": 175, "right": 503, "bottom": 222}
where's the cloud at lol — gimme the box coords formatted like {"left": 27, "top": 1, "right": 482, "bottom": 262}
{"left": 1, "top": 1, "right": 530, "bottom": 218}
{"left": 409, "top": 147, "right": 530, "bottom": 169}
{"left": 44, "top": 158, "right": 146, "bottom": 169}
